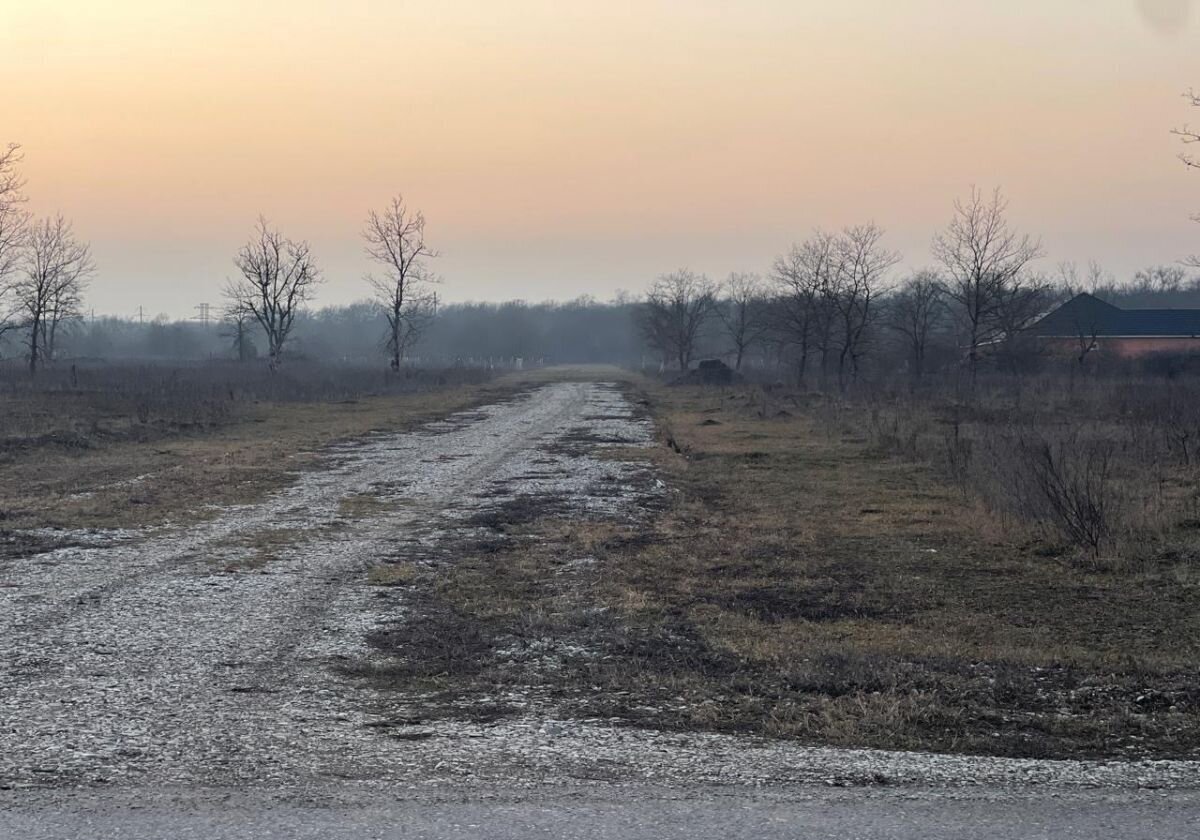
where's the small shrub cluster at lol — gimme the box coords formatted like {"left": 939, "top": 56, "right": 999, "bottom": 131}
{"left": 806, "top": 368, "right": 1200, "bottom": 568}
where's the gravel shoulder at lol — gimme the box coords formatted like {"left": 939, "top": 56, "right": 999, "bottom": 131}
{"left": 2, "top": 380, "right": 1199, "bottom": 803}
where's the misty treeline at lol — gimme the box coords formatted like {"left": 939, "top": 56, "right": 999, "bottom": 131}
{"left": 9, "top": 187, "right": 1197, "bottom": 382}
{"left": 2, "top": 183, "right": 1197, "bottom": 381}
{"left": 9, "top": 297, "right": 642, "bottom": 368}
{"left": 14, "top": 246, "right": 1200, "bottom": 381}
{"left": 637, "top": 188, "right": 1200, "bottom": 391}
{"left": 0, "top": 143, "right": 448, "bottom": 374}
{"left": 2, "top": 81, "right": 1197, "bottom": 379}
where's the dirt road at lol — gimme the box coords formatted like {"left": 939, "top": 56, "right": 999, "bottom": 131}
{"left": 0, "top": 381, "right": 659, "bottom": 789}
{"left": 2, "top": 380, "right": 1199, "bottom": 836}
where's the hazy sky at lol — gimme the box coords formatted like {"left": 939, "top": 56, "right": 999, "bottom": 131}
{"left": 3, "top": 1, "right": 1199, "bottom": 317}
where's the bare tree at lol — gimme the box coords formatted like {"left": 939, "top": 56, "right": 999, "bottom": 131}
{"left": 1057, "top": 260, "right": 1112, "bottom": 297}
{"left": 0, "top": 144, "right": 29, "bottom": 340}
{"left": 769, "top": 232, "right": 839, "bottom": 385}
{"left": 363, "top": 196, "right": 439, "bottom": 370}
{"left": 932, "top": 187, "right": 1043, "bottom": 386}
{"left": 992, "top": 272, "right": 1053, "bottom": 377}
{"left": 1174, "top": 89, "right": 1200, "bottom": 266}
{"left": 1131, "top": 264, "right": 1187, "bottom": 294}
{"left": 831, "top": 224, "right": 899, "bottom": 388}
{"left": 221, "top": 299, "right": 258, "bottom": 361}
{"left": 887, "top": 270, "right": 947, "bottom": 385}
{"left": 13, "top": 215, "right": 94, "bottom": 374}
{"left": 715, "top": 272, "right": 769, "bottom": 371}
{"left": 1056, "top": 262, "right": 1112, "bottom": 367}
{"left": 637, "top": 269, "right": 717, "bottom": 371}
{"left": 225, "top": 217, "right": 320, "bottom": 370}
{"left": 43, "top": 269, "right": 86, "bottom": 362}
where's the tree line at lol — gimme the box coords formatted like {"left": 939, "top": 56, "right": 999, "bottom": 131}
{"left": 638, "top": 88, "right": 1198, "bottom": 387}
{"left": 12, "top": 298, "right": 642, "bottom": 368}
{"left": 0, "top": 143, "right": 439, "bottom": 374}
{"left": 2, "top": 85, "right": 1195, "bottom": 377}
{"left": 637, "top": 185, "right": 1200, "bottom": 389}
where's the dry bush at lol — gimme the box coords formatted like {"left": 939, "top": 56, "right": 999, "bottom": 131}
{"left": 814, "top": 365, "right": 1200, "bottom": 569}
{"left": 1022, "top": 435, "right": 1120, "bottom": 556}
{"left": 979, "top": 428, "right": 1125, "bottom": 560}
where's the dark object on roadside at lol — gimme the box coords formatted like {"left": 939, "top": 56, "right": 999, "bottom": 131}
{"left": 673, "top": 358, "right": 739, "bottom": 386}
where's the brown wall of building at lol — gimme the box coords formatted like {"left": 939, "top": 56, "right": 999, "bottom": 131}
{"left": 1104, "top": 338, "right": 1200, "bottom": 358}
{"left": 1040, "top": 337, "right": 1200, "bottom": 359}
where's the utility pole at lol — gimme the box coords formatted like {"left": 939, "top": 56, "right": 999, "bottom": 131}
{"left": 194, "top": 302, "right": 211, "bottom": 327}
{"left": 136, "top": 305, "right": 144, "bottom": 325}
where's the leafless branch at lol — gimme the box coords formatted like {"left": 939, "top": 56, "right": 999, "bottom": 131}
{"left": 887, "top": 270, "right": 947, "bottom": 384}
{"left": 12, "top": 214, "right": 94, "bottom": 373}
{"left": 225, "top": 217, "right": 321, "bottom": 370}
{"left": 363, "top": 195, "right": 439, "bottom": 370}
{"left": 714, "top": 272, "right": 769, "bottom": 371}
{"left": 637, "top": 269, "right": 718, "bottom": 371}
{"left": 932, "top": 186, "right": 1043, "bottom": 386}
{"left": 0, "top": 144, "right": 31, "bottom": 333}
{"left": 1175, "top": 89, "right": 1200, "bottom": 170}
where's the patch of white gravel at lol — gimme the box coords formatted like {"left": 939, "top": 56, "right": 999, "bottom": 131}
{"left": 1, "top": 381, "right": 1197, "bottom": 796}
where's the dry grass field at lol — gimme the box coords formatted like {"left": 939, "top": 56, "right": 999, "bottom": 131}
{"left": 602, "top": 381, "right": 1200, "bottom": 757}
{"left": 362, "top": 374, "right": 1200, "bottom": 760}
{"left": 6, "top": 364, "right": 1197, "bottom": 760}
{"left": 0, "top": 364, "right": 504, "bottom": 539}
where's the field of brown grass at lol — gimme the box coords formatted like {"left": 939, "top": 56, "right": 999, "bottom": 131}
{"left": 0, "top": 365, "right": 508, "bottom": 535}
{"left": 9, "top": 363, "right": 1197, "bottom": 759}
{"left": 599, "top": 381, "right": 1200, "bottom": 757}
{"left": 365, "top": 374, "right": 1200, "bottom": 759}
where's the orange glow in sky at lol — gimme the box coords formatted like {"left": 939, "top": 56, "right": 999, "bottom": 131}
{"left": 2, "top": 1, "right": 1199, "bottom": 315}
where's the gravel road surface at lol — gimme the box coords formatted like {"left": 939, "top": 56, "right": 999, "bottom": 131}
{"left": 2, "top": 381, "right": 1197, "bottom": 836}
{"left": 3, "top": 786, "right": 1198, "bottom": 839}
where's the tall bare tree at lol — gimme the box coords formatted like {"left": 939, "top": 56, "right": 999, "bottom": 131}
{"left": 1177, "top": 89, "right": 1200, "bottom": 266}
{"left": 770, "top": 232, "right": 839, "bottom": 385}
{"left": 0, "top": 144, "right": 29, "bottom": 340}
{"left": 932, "top": 187, "right": 1043, "bottom": 386}
{"left": 887, "top": 270, "right": 947, "bottom": 385}
{"left": 637, "top": 269, "right": 717, "bottom": 370}
{"left": 43, "top": 267, "right": 86, "bottom": 362}
{"left": 14, "top": 215, "right": 94, "bottom": 374}
{"left": 831, "top": 224, "right": 899, "bottom": 388}
{"left": 715, "top": 272, "right": 769, "bottom": 371}
{"left": 363, "top": 196, "right": 439, "bottom": 370}
{"left": 225, "top": 217, "right": 320, "bottom": 370}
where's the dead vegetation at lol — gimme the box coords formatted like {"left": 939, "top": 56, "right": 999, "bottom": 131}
{"left": 354, "top": 375, "right": 1200, "bottom": 760}
{"left": 825, "top": 374, "right": 1200, "bottom": 568}
{"left": 0, "top": 362, "right": 506, "bottom": 533}
{"left": 10, "top": 361, "right": 1197, "bottom": 760}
